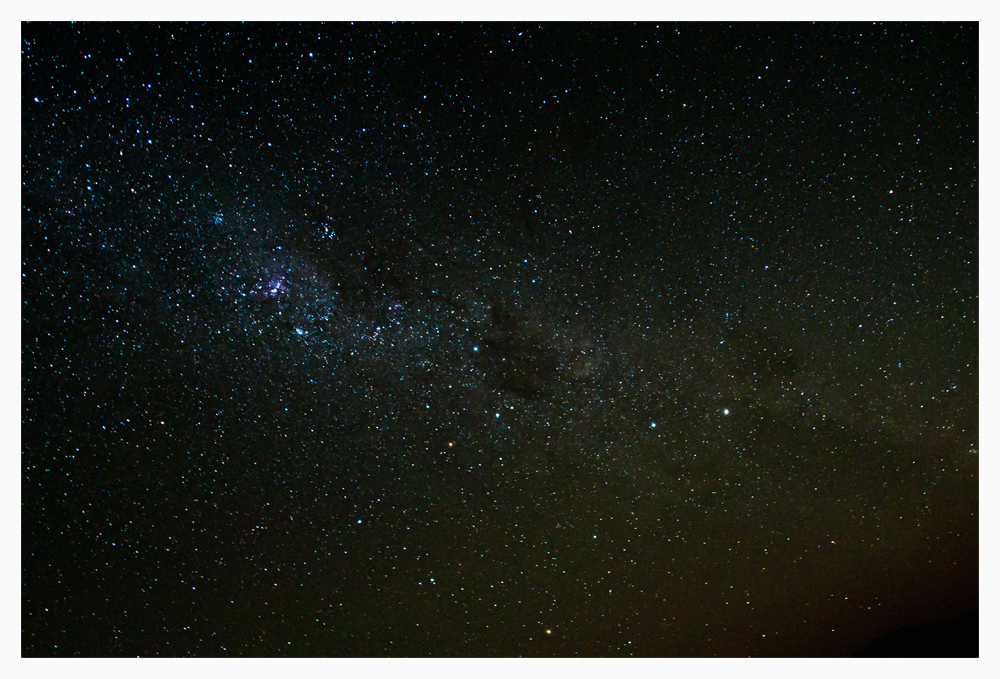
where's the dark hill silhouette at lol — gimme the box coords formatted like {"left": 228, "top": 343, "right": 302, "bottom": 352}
{"left": 853, "top": 609, "right": 978, "bottom": 657}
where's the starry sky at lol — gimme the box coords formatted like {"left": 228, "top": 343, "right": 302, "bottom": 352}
{"left": 21, "top": 22, "right": 978, "bottom": 657}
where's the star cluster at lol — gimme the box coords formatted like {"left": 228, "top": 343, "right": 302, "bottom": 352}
{"left": 22, "top": 23, "right": 977, "bottom": 657}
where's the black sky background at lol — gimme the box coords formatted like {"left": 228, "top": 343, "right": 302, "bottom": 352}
{"left": 21, "top": 22, "right": 977, "bottom": 657}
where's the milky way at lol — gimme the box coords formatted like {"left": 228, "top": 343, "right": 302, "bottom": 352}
{"left": 22, "top": 23, "right": 977, "bottom": 657}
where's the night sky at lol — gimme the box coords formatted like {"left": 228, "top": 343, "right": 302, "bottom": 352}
{"left": 21, "top": 22, "right": 978, "bottom": 657}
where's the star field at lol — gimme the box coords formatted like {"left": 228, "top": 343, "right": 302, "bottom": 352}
{"left": 21, "top": 22, "right": 977, "bottom": 657}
